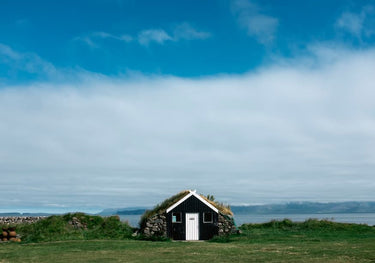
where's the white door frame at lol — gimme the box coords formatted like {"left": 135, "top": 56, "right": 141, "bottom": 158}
{"left": 185, "top": 213, "right": 199, "bottom": 240}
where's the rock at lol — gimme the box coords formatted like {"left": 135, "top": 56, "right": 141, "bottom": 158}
{"left": 141, "top": 212, "right": 237, "bottom": 238}
{"left": 131, "top": 230, "right": 138, "bottom": 237}
{"left": 141, "top": 213, "right": 168, "bottom": 237}
{"left": 217, "top": 214, "right": 237, "bottom": 236}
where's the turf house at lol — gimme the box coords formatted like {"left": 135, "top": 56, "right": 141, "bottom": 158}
{"left": 140, "top": 190, "right": 237, "bottom": 240}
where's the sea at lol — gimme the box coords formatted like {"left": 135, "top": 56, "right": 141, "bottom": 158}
{"left": 120, "top": 213, "right": 375, "bottom": 227}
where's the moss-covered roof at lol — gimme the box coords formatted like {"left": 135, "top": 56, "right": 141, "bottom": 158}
{"left": 200, "top": 195, "right": 233, "bottom": 216}
{"left": 139, "top": 190, "right": 233, "bottom": 227}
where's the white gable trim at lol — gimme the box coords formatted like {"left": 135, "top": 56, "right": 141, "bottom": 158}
{"left": 192, "top": 192, "right": 219, "bottom": 213}
{"left": 166, "top": 190, "right": 219, "bottom": 214}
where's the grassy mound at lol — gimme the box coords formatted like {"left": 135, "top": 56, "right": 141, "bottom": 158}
{"left": 139, "top": 190, "right": 190, "bottom": 228}
{"left": 13, "top": 213, "right": 134, "bottom": 243}
{"left": 201, "top": 195, "right": 233, "bottom": 216}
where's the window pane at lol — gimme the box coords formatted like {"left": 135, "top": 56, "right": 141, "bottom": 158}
{"left": 172, "top": 212, "right": 181, "bottom": 223}
{"left": 204, "top": 212, "right": 212, "bottom": 223}
{"left": 176, "top": 213, "right": 181, "bottom": 222}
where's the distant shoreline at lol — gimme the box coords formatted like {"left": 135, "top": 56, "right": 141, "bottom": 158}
{"left": 3, "top": 201, "right": 375, "bottom": 218}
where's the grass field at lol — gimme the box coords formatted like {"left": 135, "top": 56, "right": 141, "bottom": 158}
{"left": 1, "top": 216, "right": 375, "bottom": 262}
{"left": 1, "top": 237, "right": 375, "bottom": 263}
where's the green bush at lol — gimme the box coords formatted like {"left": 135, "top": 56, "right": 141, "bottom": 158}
{"left": 17, "top": 213, "right": 134, "bottom": 243}
{"left": 84, "top": 215, "right": 133, "bottom": 239}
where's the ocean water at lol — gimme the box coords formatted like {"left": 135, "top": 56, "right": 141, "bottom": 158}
{"left": 120, "top": 213, "right": 375, "bottom": 227}
{"left": 233, "top": 213, "right": 375, "bottom": 226}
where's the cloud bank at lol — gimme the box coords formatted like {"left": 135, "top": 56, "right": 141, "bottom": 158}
{"left": 1, "top": 46, "right": 375, "bottom": 211}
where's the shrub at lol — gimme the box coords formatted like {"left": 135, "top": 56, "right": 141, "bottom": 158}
{"left": 17, "top": 213, "right": 134, "bottom": 243}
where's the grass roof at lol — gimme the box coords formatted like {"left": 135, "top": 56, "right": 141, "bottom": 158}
{"left": 139, "top": 190, "right": 233, "bottom": 228}
{"left": 139, "top": 190, "right": 190, "bottom": 228}
{"left": 200, "top": 195, "right": 233, "bottom": 216}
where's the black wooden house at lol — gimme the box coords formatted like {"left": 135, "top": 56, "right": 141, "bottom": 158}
{"left": 140, "top": 190, "right": 236, "bottom": 241}
{"left": 166, "top": 190, "right": 219, "bottom": 240}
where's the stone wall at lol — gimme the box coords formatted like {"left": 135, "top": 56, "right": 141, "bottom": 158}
{"left": 141, "top": 212, "right": 237, "bottom": 238}
{"left": 0, "top": 217, "right": 45, "bottom": 225}
{"left": 142, "top": 213, "right": 167, "bottom": 237}
{"left": 218, "top": 214, "right": 237, "bottom": 236}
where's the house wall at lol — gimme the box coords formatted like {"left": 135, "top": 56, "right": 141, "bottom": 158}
{"left": 218, "top": 213, "right": 237, "bottom": 236}
{"left": 142, "top": 213, "right": 167, "bottom": 238}
{"left": 167, "top": 195, "right": 219, "bottom": 240}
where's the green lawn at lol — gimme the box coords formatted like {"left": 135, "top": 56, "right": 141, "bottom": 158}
{"left": 1, "top": 216, "right": 375, "bottom": 262}
{"left": 1, "top": 230, "right": 375, "bottom": 262}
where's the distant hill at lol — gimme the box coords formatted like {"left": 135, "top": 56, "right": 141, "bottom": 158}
{"left": 5, "top": 202, "right": 374, "bottom": 217}
{"left": 99, "top": 207, "right": 148, "bottom": 216}
{"left": 97, "top": 202, "right": 375, "bottom": 216}
{"left": 116, "top": 209, "right": 147, "bottom": 215}
{"left": 231, "top": 202, "right": 375, "bottom": 214}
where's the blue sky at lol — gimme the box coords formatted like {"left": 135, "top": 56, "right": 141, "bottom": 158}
{"left": 1, "top": 0, "right": 375, "bottom": 212}
{"left": 1, "top": 0, "right": 374, "bottom": 80}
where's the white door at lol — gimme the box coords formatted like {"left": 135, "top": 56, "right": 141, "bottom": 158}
{"left": 186, "top": 213, "right": 199, "bottom": 240}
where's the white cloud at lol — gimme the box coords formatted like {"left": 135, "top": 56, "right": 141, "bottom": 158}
{"left": 75, "top": 23, "right": 210, "bottom": 48}
{"left": 137, "top": 24, "right": 211, "bottom": 46}
{"left": 1, "top": 45, "right": 375, "bottom": 210}
{"left": 0, "top": 43, "right": 22, "bottom": 60}
{"left": 336, "top": 5, "right": 375, "bottom": 39}
{"left": 92, "top": 31, "right": 133, "bottom": 42}
{"left": 137, "top": 29, "right": 173, "bottom": 46}
{"left": 74, "top": 31, "right": 133, "bottom": 48}
{"left": 0, "top": 43, "right": 58, "bottom": 78}
{"left": 231, "top": 0, "right": 278, "bottom": 44}
{"left": 173, "top": 23, "right": 211, "bottom": 40}
{"left": 75, "top": 36, "right": 98, "bottom": 48}
{"left": 336, "top": 12, "right": 364, "bottom": 37}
